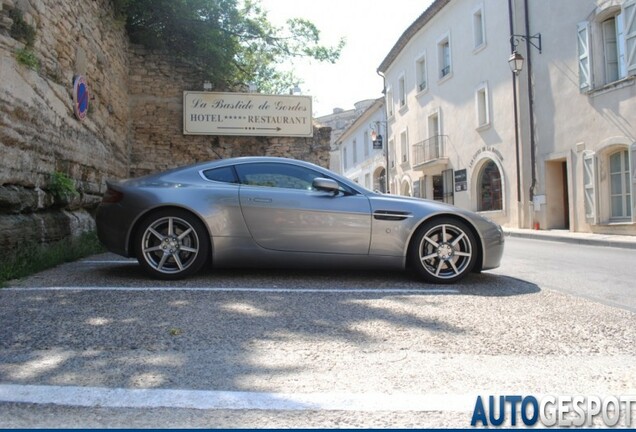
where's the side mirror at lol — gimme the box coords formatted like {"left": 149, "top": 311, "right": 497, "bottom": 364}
{"left": 312, "top": 177, "right": 340, "bottom": 194}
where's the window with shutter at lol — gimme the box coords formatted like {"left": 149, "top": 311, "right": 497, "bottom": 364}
{"left": 577, "top": 22, "right": 592, "bottom": 91}
{"left": 623, "top": 0, "right": 636, "bottom": 75}
{"left": 583, "top": 151, "right": 598, "bottom": 224}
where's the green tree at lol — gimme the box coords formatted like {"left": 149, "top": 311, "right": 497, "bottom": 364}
{"left": 114, "top": 0, "right": 345, "bottom": 93}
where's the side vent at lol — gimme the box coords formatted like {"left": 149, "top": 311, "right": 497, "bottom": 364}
{"left": 373, "top": 210, "right": 413, "bottom": 221}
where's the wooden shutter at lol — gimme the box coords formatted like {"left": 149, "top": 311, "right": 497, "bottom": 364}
{"left": 583, "top": 151, "right": 598, "bottom": 224}
{"left": 623, "top": 0, "right": 636, "bottom": 75}
{"left": 577, "top": 22, "right": 592, "bottom": 91}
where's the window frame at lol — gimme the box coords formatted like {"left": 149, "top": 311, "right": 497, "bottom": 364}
{"left": 475, "top": 82, "right": 490, "bottom": 129}
{"left": 608, "top": 148, "right": 632, "bottom": 220}
{"left": 472, "top": 4, "right": 486, "bottom": 51}
{"left": 415, "top": 52, "right": 428, "bottom": 94}
{"left": 397, "top": 73, "right": 407, "bottom": 109}
{"left": 437, "top": 32, "right": 452, "bottom": 81}
{"left": 400, "top": 129, "right": 409, "bottom": 164}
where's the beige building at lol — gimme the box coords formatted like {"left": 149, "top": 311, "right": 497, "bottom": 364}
{"left": 378, "top": 0, "right": 636, "bottom": 235}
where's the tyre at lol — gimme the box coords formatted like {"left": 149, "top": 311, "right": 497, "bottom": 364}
{"left": 135, "top": 209, "right": 209, "bottom": 279}
{"left": 410, "top": 218, "right": 478, "bottom": 284}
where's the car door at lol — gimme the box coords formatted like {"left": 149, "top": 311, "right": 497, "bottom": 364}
{"left": 236, "top": 162, "right": 372, "bottom": 254}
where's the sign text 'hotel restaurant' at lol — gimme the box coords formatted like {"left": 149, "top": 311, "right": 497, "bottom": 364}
{"left": 183, "top": 91, "right": 313, "bottom": 137}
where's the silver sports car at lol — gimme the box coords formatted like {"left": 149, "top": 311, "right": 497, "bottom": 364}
{"left": 96, "top": 156, "right": 504, "bottom": 283}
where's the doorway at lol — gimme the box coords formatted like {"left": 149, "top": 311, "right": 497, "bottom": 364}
{"left": 545, "top": 160, "right": 570, "bottom": 229}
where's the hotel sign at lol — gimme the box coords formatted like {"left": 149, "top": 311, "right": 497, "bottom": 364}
{"left": 183, "top": 91, "right": 313, "bottom": 137}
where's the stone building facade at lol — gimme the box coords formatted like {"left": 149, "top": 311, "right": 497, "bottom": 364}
{"left": 0, "top": 0, "right": 330, "bottom": 258}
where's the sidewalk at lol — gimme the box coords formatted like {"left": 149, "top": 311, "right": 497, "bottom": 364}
{"left": 503, "top": 228, "right": 636, "bottom": 250}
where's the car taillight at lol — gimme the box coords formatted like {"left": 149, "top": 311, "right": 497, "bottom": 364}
{"left": 102, "top": 188, "right": 123, "bottom": 204}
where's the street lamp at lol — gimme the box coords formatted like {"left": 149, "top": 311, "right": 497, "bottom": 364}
{"left": 508, "top": 33, "right": 541, "bottom": 74}
{"left": 508, "top": 51, "right": 525, "bottom": 75}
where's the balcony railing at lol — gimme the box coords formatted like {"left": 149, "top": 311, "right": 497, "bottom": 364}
{"left": 412, "top": 135, "right": 448, "bottom": 167}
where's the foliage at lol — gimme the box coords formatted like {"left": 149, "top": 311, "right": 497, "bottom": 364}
{"left": 15, "top": 48, "right": 39, "bottom": 70}
{"left": 49, "top": 171, "right": 78, "bottom": 203}
{"left": 0, "top": 231, "right": 104, "bottom": 287}
{"left": 9, "top": 8, "right": 36, "bottom": 47}
{"left": 112, "top": 0, "right": 345, "bottom": 93}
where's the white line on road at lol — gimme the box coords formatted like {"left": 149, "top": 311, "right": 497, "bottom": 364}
{"left": 0, "top": 384, "right": 475, "bottom": 412}
{"left": 78, "top": 260, "right": 137, "bottom": 265}
{"left": 2, "top": 286, "right": 459, "bottom": 294}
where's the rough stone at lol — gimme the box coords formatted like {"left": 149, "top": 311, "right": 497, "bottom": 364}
{"left": 0, "top": 0, "right": 332, "bottom": 256}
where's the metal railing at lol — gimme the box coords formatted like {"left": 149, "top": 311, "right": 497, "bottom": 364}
{"left": 412, "top": 135, "right": 448, "bottom": 166}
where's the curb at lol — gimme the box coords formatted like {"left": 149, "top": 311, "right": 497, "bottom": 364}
{"left": 503, "top": 230, "right": 636, "bottom": 250}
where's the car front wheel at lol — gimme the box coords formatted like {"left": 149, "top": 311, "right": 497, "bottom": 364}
{"left": 410, "top": 218, "right": 478, "bottom": 284}
{"left": 135, "top": 209, "right": 209, "bottom": 279}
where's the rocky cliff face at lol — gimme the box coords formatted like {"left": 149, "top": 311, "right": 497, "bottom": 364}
{"left": 0, "top": 1, "right": 331, "bottom": 260}
{"left": 0, "top": 0, "right": 129, "bottom": 256}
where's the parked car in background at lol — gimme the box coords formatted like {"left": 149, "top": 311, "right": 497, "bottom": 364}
{"left": 96, "top": 157, "right": 504, "bottom": 283}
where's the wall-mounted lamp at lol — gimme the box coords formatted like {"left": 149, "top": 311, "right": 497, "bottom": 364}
{"left": 508, "top": 33, "right": 542, "bottom": 74}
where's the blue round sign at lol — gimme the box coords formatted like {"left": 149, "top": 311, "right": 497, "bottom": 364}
{"left": 73, "top": 75, "right": 89, "bottom": 121}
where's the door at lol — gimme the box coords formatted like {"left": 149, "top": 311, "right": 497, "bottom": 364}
{"left": 236, "top": 162, "right": 372, "bottom": 254}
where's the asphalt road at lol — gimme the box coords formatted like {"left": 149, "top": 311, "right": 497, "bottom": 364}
{"left": 0, "top": 237, "right": 634, "bottom": 428}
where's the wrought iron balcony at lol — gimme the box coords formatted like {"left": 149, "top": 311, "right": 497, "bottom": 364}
{"left": 412, "top": 135, "right": 449, "bottom": 168}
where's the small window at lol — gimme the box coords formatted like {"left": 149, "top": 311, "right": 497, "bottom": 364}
{"left": 475, "top": 83, "right": 490, "bottom": 128}
{"left": 400, "top": 130, "right": 408, "bottom": 163}
{"left": 389, "top": 138, "right": 396, "bottom": 168}
{"left": 438, "top": 34, "right": 452, "bottom": 79}
{"left": 602, "top": 14, "right": 627, "bottom": 83}
{"left": 416, "top": 55, "right": 427, "bottom": 92}
{"left": 352, "top": 139, "right": 358, "bottom": 165}
{"left": 342, "top": 147, "right": 348, "bottom": 170}
{"left": 386, "top": 87, "right": 394, "bottom": 117}
{"left": 609, "top": 149, "right": 631, "bottom": 219}
{"left": 202, "top": 166, "right": 238, "bottom": 183}
{"left": 398, "top": 75, "right": 406, "bottom": 107}
{"left": 473, "top": 7, "right": 485, "bottom": 49}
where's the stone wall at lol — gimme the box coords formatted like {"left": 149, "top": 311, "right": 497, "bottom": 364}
{"left": 127, "top": 46, "right": 330, "bottom": 178}
{"left": 0, "top": 1, "right": 331, "bottom": 259}
{"left": 0, "top": 0, "right": 130, "bottom": 255}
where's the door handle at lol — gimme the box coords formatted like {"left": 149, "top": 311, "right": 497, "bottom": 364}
{"left": 252, "top": 197, "right": 272, "bottom": 203}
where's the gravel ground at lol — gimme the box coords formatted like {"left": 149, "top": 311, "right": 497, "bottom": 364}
{"left": 1, "top": 253, "right": 635, "bottom": 428}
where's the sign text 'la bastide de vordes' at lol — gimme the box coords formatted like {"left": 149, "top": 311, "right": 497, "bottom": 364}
{"left": 183, "top": 92, "right": 313, "bottom": 137}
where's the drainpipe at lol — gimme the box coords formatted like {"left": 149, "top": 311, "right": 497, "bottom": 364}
{"left": 524, "top": 0, "right": 537, "bottom": 201}
{"left": 508, "top": 0, "right": 522, "bottom": 204}
{"left": 377, "top": 69, "right": 391, "bottom": 193}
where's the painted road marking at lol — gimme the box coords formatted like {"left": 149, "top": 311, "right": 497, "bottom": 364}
{"left": 0, "top": 384, "right": 475, "bottom": 412}
{"left": 2, "top": 286, "right": 459, "bottom": 294}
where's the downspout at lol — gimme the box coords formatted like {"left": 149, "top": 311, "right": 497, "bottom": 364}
{"left": 377, "top": 69, "right": 391, "bottom": 193}
{"left": 524, "top": 0, "right": 537, "bottom": 201}
{"left": 508, "top": 0, "right": 522, "bottom": 204}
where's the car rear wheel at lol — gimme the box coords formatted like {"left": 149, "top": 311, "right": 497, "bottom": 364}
{"left": 135, "top": 209, "right": 209, "bottom": 279}
{"left": 410, "top": 218, "right": 478, "bottom": 284}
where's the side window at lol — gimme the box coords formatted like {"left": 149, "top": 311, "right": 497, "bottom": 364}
{"left": 202, "top": 166, "right": 238, "bottom": 183}
{"left": 235, "top": 163, "right": 320, "bottom": 190}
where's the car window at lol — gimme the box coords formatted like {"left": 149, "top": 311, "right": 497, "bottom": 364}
{"left": 235, "top": 163, "right": 319, "bottom": 190}
{"left": 202, "top": 166, "right": 238, "bottom": 183}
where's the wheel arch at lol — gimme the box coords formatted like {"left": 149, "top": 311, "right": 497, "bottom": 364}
{"left": 126, "top": 205, "right": 213, "bottom": 259}
{"left": 406, "top": 213, "right": 484, "bottom": 273}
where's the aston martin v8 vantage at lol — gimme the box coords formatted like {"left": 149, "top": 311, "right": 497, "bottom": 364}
{"left": 96, "top": 157, "right": 504, "bottom": 283}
